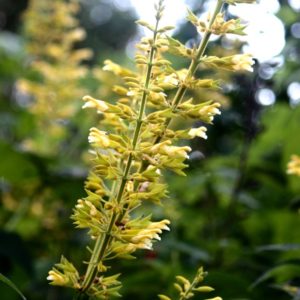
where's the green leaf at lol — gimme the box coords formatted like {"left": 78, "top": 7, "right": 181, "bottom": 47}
{"left": 256, "top": 244, "right": 300, "bottom": 252}
{"left": 0, "top": 273, "right": 27, "bottom": 300}
{"left": 186, "top": 8, "right": 199, "bottom": 26}
{"left": 251, "top": 264, "right": 300, "bottom": 289}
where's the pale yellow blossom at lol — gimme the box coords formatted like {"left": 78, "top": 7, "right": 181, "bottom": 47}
{"left": 287, "top": 155, "right": 300, "bottom": 176}
{"left": 232, "top": 54, "right": 254, "bottom": 72}
{"left": 47, "top": 270, "right": 68, "bottom": 286}
{"left": 82, "top": 95, "right": 109, "bottom": 112}
{"left": 88, "top": 127, "right": 110, "bottom": 147}
{"left": 199, "top": 102, "right": 221, "bottom": 123}
{"left": 188, "top": 127, "right": 208, "bottom": 139}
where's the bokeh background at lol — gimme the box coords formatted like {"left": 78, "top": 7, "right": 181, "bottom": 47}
{"left": 0, "top": 0, "right": 300, "bottom": 299}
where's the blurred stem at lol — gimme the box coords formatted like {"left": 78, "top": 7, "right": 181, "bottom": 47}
{"left": 4, "top": 197, "right": 30, "bottom": 231}
{"left": 220, "top": 74, "right": 259, "bottom": 240}
{"left": 229, "top": 75, "right": 259, "bottom": 209}
{"left": 229, "top": 136, "right": 251, "bottom": 206}
{"left": 80, "top": 12, "right": 161, "bottom": 294}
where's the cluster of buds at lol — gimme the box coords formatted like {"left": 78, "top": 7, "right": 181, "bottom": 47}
{"left": 159, "top": 267, "right": 222, "bottom": 300}
{"left": 187, "top": 9, "right": 247, "bottom": 36}
{"left": 211, "top": 13, "right": 247, "bottom": 35}
{"left": 48, "top": 0, "right": 256, "bottom": 298}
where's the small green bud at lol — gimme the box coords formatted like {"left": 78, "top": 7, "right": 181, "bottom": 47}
{"left": 136, "top": 20, "right": 155, "bottom": 31}
{"left": 174, "top": 283, "right": 183, "bottom": 292}
{"left": 193, "top": 286, "right": 214, "bottom": 292}
{"left": 158, "top": 295, "right": 172, "bottom": 300}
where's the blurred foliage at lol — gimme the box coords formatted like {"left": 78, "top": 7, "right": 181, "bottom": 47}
{"left": 0, "top": 0, "right": 300, "bottom": 300}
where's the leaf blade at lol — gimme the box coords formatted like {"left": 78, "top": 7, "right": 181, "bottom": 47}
{"left": 0, "top": 273, "right": 27, "bottom": 300}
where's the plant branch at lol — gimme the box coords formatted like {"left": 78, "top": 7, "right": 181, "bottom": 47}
{"left": 161, "top": 0, "right": 224, "bottom": 138}
{"left": 80, "top": 10, "right": 161, "bottom": 294}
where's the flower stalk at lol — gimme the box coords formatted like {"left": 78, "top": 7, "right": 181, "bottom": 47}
{"left": 48, "top": 1, "right": 256, "bottom": 299}
{"left": 80, "top": 2, "right": 162, "bottom": 293}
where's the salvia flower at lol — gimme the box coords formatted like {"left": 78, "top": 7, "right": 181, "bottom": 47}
{"left": 198, "top": 102, "right": 222, "bottom": 123}
{"left": 231, "top": 54, "right": 255, "bottom": 72}
{"left": 47, "top": 256, "right": 80, "bottom": 289}
{"left": 115, "top": 218, "right": 170, "bottom": 251}
{"left": 88, "top": 127, "right": 110, "bottom": 148}
{"left": 47, "top": 270, "right": 68, "bottom": 286}
{"left": 211, "top": 13, "right": 247, "bottom": 35}
{"left": 82, "top": 95, "right": 109, "bottom": 113}
{"left": 188, "top": 127, "right": 208, "bottom": 139}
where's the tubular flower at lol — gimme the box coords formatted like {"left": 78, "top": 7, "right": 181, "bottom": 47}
{"left": 47, "top": 256, "right": 80, "bottom": 289}
{"left": 162, "top": 145, "right": 192, "bottom": 159}
{"left": 188, "top": 127, "right": 208, "bottom": 139}
{"left": 231, "top": 54, "right": 255, "bottom": 72}
{"left": 199, "top": 102, "right": 222, "bottom": 123}
{"left": 118, "top": 219, "right": 171, "bottom": 250}
{"left": 88, "top": 128, "right": 110, "bottom": 148}
{"left": 82, "top": 95, "right": 109, "bottom": 113}
{"left": 47, "top": 270, "right": 68, "bottom": 286}
{"left": 150, "top": 141, "right": 192, "bottom": 159}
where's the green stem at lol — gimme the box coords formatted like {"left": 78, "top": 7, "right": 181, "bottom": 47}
{"left": 80, "top": 11, "right": 161, "bottom": 293}
{"left": 165, "top": 0, "right": 224, "bottom": 131}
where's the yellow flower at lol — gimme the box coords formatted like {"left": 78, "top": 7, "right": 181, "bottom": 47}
{"left": 287, "top": 155, "right": 300, "bottom": 177}
{"left": 232, "top": 54, "right": 254, "bottom": 72}
{"left": 88, "top": 127, "right": 110, "bottom": 147}
{"left": 82, "top": 95, "right": 108, "bottom": 113}
{"left": 130, "top": 219, "right": 171, "bottom": 249}
{"left": 199, "top": 102, "right": 221, "bottom": 123}
{"left": 188, "top": 127, "right": 208, "bottom": 139}
{"left": 152, "top": 142, "right": 191, "bottom": 159}
{"left": 148, "top": 219, "right": 170, "bottom": 231}
{"left": 47, "top": 270, "right": 68, "bottom": 286}
{"left": 68, "top": 28, "right": 86, "bottom": 41}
